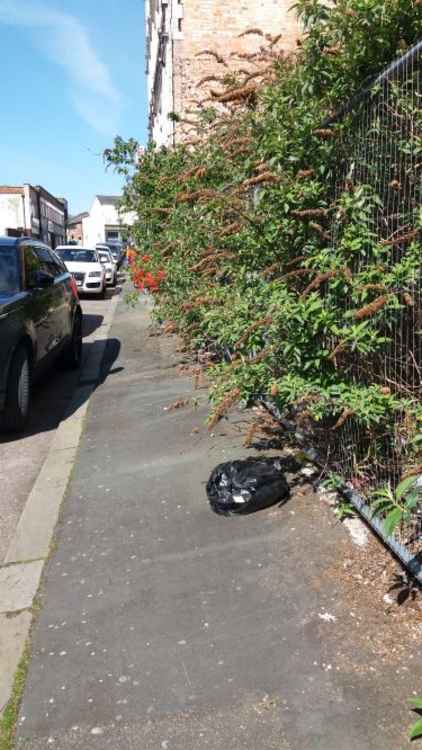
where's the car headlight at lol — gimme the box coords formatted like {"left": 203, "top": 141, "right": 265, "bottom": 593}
{"left": 89, "top": 271, "right": 102, "bottom": 278}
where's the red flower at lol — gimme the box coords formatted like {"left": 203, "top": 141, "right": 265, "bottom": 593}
{"left": 133, "top": 264, "right": 165, "bottom": 292}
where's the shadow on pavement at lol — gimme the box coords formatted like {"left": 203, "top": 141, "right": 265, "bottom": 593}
{"left": 83, "top": 314, "right": 104, "bottom": 337}
{"left": 0, "top": 337, "right": 123, "bottom": 444}
{"left": 0, "top": 283, "right": 126, "bottom": 444}
{"left": 79, "top": 282, "right": 124, "bottom": 304}
{"left": 98, "top": 337, "right": 123, "bottom": 384}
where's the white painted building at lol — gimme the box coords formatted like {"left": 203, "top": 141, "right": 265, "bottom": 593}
{"left": 82, "top": 195, "right": 135, "bottom": 248}
{"left": 0, "top": 184, "right": 67, "bottom": 248}
{"left": 0, "top": 188, "right": 27, "bottom": 237}
{"left": 145, "top": 0, "right": 183, "bottom": 147}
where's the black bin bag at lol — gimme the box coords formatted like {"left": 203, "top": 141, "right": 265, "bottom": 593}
{"left": 206, "top": 457, "right": 289, "bottom": 515}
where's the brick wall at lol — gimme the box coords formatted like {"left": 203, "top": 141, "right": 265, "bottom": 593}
{"left": 68, "top": 222, "right": 83, "bottom": 244}
{"left": 172, "top": 0, "right": 299, "bottom": 139}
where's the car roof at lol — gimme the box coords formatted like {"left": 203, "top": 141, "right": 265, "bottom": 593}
{"left": 0, "top": 237, "right": 56, "bottom": 252}
{"left": 0, "top": 236, "right": 28, "bottom": 248}
{"left": 56, "top": 245, "right": 95, "bottom": 251}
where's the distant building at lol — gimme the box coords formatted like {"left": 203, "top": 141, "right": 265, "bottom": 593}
{"left": 145, "top": 0, "right": 299, "bottom": 147}
{"left": 67, "top": 212, "right": 89, "bottom": 244}
{"left": 0, "top": 184, "right": 68, "bottom": 248}
{"left": 82, "top": 195, "right": 135, "bottom": 248}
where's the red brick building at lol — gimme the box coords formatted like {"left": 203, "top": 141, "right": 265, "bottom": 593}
{"left": 67, "top": 212, "right": 89, "bottom": 244}
{"left": 145, "top": 0, "right": 299, "bottom": 146}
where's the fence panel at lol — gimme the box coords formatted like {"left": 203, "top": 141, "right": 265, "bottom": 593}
{"left": 325, "top": 42, "right": 421, "bottom": 555}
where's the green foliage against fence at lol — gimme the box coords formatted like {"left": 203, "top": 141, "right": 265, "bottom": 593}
{"left": 106, "top": 0, "right": 422, "bottom": 522}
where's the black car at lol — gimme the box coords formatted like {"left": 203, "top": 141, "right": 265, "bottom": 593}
{"left": 0, "top": 237, "right": 83, "bottom": 432}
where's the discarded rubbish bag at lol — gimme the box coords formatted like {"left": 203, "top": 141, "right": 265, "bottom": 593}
{"left": 206, "top": 457, "right": 289, "bottom": 515}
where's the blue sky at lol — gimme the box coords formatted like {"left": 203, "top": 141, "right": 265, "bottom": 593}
{"left": 0, "top": 0, "right": 146, "bottom": 215}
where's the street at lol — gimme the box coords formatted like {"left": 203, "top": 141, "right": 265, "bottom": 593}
{"left": 0, "top": 0, "right": 422, "bottom": 750}
{"left": 8, "top": 294, "right": 422, "bottom": 750}
{"left": 1, "top": 5, "right": 421, "bottom": 749}
{"left": 0, "top": 288, "right": 121, "bottom": 563}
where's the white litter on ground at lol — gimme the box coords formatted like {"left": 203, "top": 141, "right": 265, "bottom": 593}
{"left": 317, "top": 487, "right": 338, "bottom": 507}
{"left": 300, "top": 466, "right": 318, "bottom": 478}
{"left": 383, "top": 593, "right": 395, "bottom": 605}
{"left": 343, "top": 517, "right": 369, "bottom": 547}
{"left": 318, "top": 612, "right": 337, "bottom": 623}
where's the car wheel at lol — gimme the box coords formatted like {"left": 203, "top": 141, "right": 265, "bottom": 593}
{"left": 111, "top": 273, "right": 117, "bottom": 288}
{"left": 2, "top": 345, "right": 31, "bottom": 432}
{"left": 59, "top": 313, "right": 82, "bottom": 370}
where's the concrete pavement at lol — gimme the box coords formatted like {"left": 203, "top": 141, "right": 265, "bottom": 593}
{"left": 13, "top": 294, "right": 422, "bottom": 749}
{"left": 0, "top": 288, "right": 121, "bottom": 717}
{"left": 0, "top": 290, "right": 121, "bottom": 562}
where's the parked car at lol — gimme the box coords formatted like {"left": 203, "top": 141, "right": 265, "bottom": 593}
{"left": 55, "top": 246, "right": 106, "bottom": 297}
{"left": 0, "top": 237, "right": 82, "bottom": 432}
{"left": 96, "top": 245, "right": 118, "bottom": 287}
{"left": 103, "top": 241, "right": 125, "bottom": 269}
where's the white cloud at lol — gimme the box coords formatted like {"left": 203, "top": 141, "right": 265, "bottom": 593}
{"left": 0, "top": 0, "right": 122, "bottom": 135}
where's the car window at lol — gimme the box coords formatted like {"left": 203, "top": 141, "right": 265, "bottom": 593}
{"left": 23, "top": 245, "right": 43, "bottom": 288}
{"left": 46, "top": 249, "right": 67, "bottom": 276}
{"left": 99, "top": 253, "right": 109, "bottom": 263}
{"left": 56, "top": 248, "right": 98, "bottom": 263}
{"left": 0, "top": 246, "right": 20, "bottom": 293}
{"left": 35, "top": 246, "right": 63, "bottom": 278}
{"left": 50, "top": 249, "right": 68, "bottom": 274}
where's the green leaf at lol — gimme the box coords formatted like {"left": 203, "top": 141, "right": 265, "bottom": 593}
{"left": 383, "top": 507, "right": 403, "bottom": 536}
{"left": 405, "top": 493, "right": 419, "bottom": 511}
{"left": 409, "top": 719, "right": 422, "bottom": 740}
{"left": 395, "top": 475, "right": 418, "bottom": 501}
{"left": 371, "top": 498, "right": 394, "bottom": 514}
{"left": 409, "top": 697, "right": 422, "bottom": 710}
{"left": 372, "top": 488, "right": 393, "bottom": 501}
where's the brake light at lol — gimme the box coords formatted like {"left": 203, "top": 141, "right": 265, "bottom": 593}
{"left": 69, "top": 276, "right": 79, "bottom": 298}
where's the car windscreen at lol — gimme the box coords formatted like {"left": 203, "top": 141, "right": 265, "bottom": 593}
{"left": 0, "top": 246, "right": 20, "bottom": 293}
{"left": 57, "top": 249, "right": 97, "bottom": 263}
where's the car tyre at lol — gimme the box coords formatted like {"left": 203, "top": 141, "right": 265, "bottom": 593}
{"left": 111, "top": 272, "right": 117, "bottom": 288}
{"left": 2, "top": 345, "right": 31, "bottom": 432}
{"left": 59, "top": 313, "right": 82, "bottom": 370}
{"left": 100, "top": 284, "right": 106, "bottom": 299}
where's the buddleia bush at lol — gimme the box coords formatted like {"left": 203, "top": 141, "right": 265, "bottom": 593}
{"left": 106, "top": 0, "right": 422, "bottom": 492}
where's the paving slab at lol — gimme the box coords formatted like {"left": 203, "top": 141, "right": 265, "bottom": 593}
{"left": 0, "top": 612, "right": 32, "bottom": 713}
{"left": 5, "top": 447, "right": 78, "bottom": 565}
{"left": 0, "top": 562, "right": 44, "bottom": 614}
{"left": 14, "top": 296, "right": 422, "bottom": 750}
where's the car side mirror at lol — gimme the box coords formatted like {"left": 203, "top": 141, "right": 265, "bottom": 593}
{"left": 32, "top": 270, "right": 55, "bottom": 289}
